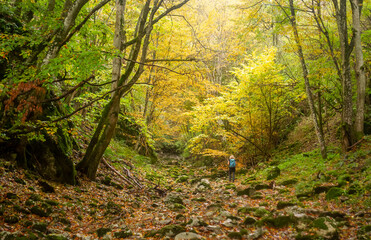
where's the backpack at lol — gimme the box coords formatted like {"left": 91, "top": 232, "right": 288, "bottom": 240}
{"left": 229, "top": 158, "right": 236, "bottom": 168}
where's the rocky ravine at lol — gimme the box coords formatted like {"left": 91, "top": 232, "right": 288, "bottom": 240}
{"left": 0, "top": 160, "right": 370, "bottom": 239}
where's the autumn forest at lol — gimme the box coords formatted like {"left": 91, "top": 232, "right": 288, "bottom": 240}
{"left": 0, "top": 0, "right": 370, "bottom": 239}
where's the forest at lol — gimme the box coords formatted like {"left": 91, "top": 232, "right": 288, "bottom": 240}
{"left": 0, "top": 0, "right": 370, "bottom": 239}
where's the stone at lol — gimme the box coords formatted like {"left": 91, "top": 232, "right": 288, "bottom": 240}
{"left": 325, "top": 187, "right": 344, "bottom": 200}
{"left": 187, "top": 217, "right": 208, "bottom": 227}
{"left": 254, "top": 184, "right": 271, "bottom": 190}
{"left": 174, "top": 232, "right": 203, "bottom": 240}
{"left": 165, "top": 193, "right": 184, "bottom": 205}
{"left": 253, "top": 208, "right": 271, "bottom": 218}
{"left": 247, "top": 228, "right": 265, "bottom": 239}
{"left": 237, "top": 187, "right": 255, "bottom": 197}
{"left": 277, "top": 201, "right": 297, "bottom": 210}
{"left": 6, "top": 192, "right": 18, "bottom": 199}
{"left": 313, "top": 185, "right": 333, "bottom": 194}
{"left": 158, "top": 224, "right": 186, "bottom": 237}
{"left": 227, "top": 231, "right": 242, "bottom": 239}
{"left": 177, "top": 175, "right": 189, "bottom": 183}
{"left": 4, "top": 215, "right": 19, "bottom": 224}
{"left": 243, "top": 216, "right": 257, "bottom": 225}
{"left": 279, "top": 179, "right": 298, "bottom": 186}
{"left": 114, "top": 229, "right": 133, "bottom": 238}
{"left": 312, "top": 217, "right": 338, "bottom": 239}
{"left": 221, "top": 219, "right": 235, "bottom": 227}
{"left": 46, "top": 234, "right": 68, "bottom": 240}
{"left": 96, "top": 228, "right": 111, "bottom": 238}
{"left": 267, "top": 167, "right": 280, "bottom": 180}
{"left": 30, "top": 206, "right": 52, "bottom": 217}
{"left": 32, "top": 222, "right": 49, "bottom": 233}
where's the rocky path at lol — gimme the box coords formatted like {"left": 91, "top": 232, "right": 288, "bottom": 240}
{"left": 0, "top": 159, "right": 369, "bottom": 239}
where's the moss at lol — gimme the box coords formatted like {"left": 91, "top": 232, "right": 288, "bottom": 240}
{"left": 253, "top": 208, "right": 271, "bottom": 218}
{"left": 46, "top": 234, "right": 68, "bottom": 240}
{"left": 277, "top": 201, "right": 297, "bottom": 210}
{"left": 237, "top": 187, "right": 255, "bottom": 196}
{"left": 313, "top": 217, "right": 328, "bottom": 230}
{"left": 32, "top": 222, "right": 48, "bottom": 233}
{"left": 280, "top": 178, "right": 298, "bottom": 186}
{"left": 243, "top": 216, "right": 257, "bottom": 225}
{"left": 227, "top": 232, "right": 242, "bottom": 239}
{"left": 114, "top": 229, "right": 133, "bottom": 238}
{"left": 96, "top": 227, "right": 111, "bottom": 237}
{"left": 30, "top": 205, "right": 51, "bottom": 217}
{"left": 325, "top": 187, "right": 344, "bottom": 200}
{"left": 267, "top": 166, "right": 280, "bottom": 180}
{"left": 4, "top": 215, "right": 20, "bottom": 224}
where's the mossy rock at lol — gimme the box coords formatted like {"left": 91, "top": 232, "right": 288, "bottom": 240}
{"left": 225, "top": 183, "right": 236, "bottom": 190}
{"left": 4, "top": 215, "right": 20, "bottom": 224}
{"left": 170, "top": 203, "right": 186, "bottom": 211}
{"left": 277, "top": 201, "right": 297, "bottom": 210}
{"left": 192, "top": 197, "right": 207, "bottom": 202}
{"left": 237, "top": 187, "right": 255, "bottom": 197}
{"left": 96, "top": 227, "right": 111, "bottom": 237}
{"left": 114, "top": 229, "right": 133, "bottom": 238}
{"left": 32, "top": 222, "right": 49, "bottom": 233}
{"left": 253, "top": 208, "right": 271, "bottom": 218}
{"left": 13, "top": 205, "right": 30, "bottom": 214}
{"left": 237, "top": 207, "right": 255, "bottom": 215}
{"left": 46, "top": 234, "right": 68, "bottom": 240}
{"left": 280, "top": 178, "right": 298, "bottom": 186}
{"left": 259, "top": 215, "right": 296, "bottom": 228}
{"left": 254, "top": 184, "right": 271, "bottom": 190}
{"left": 229, "top": 203, "right": 238, "bottom": 208}
{"left": 227, "top": 231, "right": 242, "bottom": 239}
{"left": 165, "top": 194, "right": 184, "bottom": 205}
{"left": 206, "top": 203, "right": 222, "bottom": 212}
{"left": 105, "top": 201, "right": 122, "bottom": 215}
{"left": 57, "top": 217, "right": 71, "bottom": 226}
{"left": 337, "top": 174, "right": 351, "bottom": 187}
{"left": 101, "top": 176, "right": 112, "bottom": 186}
{"left": 347, "top": 183, "right": 362, "bottom": 195}
{"left": 6, "top": 192, "right": 18, "bottom": 199}
{"left": 312, "top": 217, "right": 335, "bottom": 230}
{"left": 156, "top": 224, "right": 186, "bottom": 237}
{"left": 251, "top": 192, "right": 264, "bottom": 199}
{"left": 111, "top": 181, "right": 124, "bottom": 190}
{"left": 325, "top": 187, "right": 344, "bottom": 200}
{"left": 176, "top": 175, "right": 189, "bottom": 183}
{"left": 267, "top": 167, "right": 280, "bottom": 180}
{"left": 29, "top": 194, "right": 42, "bottom": 202}
{"left": 44, "top": 199, "right": 59, "bottom": 206}
{"left": 313, "top": 185, "right": 333, "bottom": 194}
{"left": 357, "top": 224, "right": 371, "bottom": 240}
{"left": 272, "top": 215, "right": 296, "bottom": 228}
{"left": 30, "top": 205, "right": 51, "bottom": 217}
{"left": 243, "top": 216, "right": 257, "bottom": 225}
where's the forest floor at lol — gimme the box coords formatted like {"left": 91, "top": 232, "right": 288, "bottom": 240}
{"left": 0, "top": 151, "right": 370, "bottom": 240}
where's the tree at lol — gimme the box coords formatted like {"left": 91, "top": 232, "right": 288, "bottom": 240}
{"left": 275, "top": 0, "right": 328, "bottom": 159}
{"left": 76, "top": 0, "right": 190, "bottom": 180}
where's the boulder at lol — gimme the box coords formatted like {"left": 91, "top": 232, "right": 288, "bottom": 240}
{"left": 312, "top": 217, "right": 339, "bottom": 239}
{"left": 267, "top": 167, "right": 280, "bottom": 180}
{"left": 237, "top": 187, "right": 255, "bottom": 197}
{"left": 175, "top": 232, "right": 203, "bottom": 240}
{"left": 325, "top": 187, "right": 344, "bottom": 200}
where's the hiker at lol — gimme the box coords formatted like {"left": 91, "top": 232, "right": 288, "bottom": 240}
{"left": 228, "top": 155, "right": 236, "bottom": 182}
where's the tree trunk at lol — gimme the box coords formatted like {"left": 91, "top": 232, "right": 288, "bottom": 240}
{"left": 77, "top": 0, "right": 190, "bottom": 180}
{"left": 332, "top": 0, "right": 355, "bottom": 151}
{"left": 286, "top": 0, "right": 327, "bottom": 159}
{"left": 350, "top": 0, "right": 366, "bottom": 139}
{"left": 111, "top": 0, "right": 126, "bottom": 98}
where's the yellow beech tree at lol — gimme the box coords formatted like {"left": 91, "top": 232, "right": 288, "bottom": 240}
{"left": 188, "top": 48, "right": 303, "bottom": 165}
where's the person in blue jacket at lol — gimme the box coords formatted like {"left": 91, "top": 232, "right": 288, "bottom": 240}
{"left": 228, "top": 155, "right": 236, "bottom": 182}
